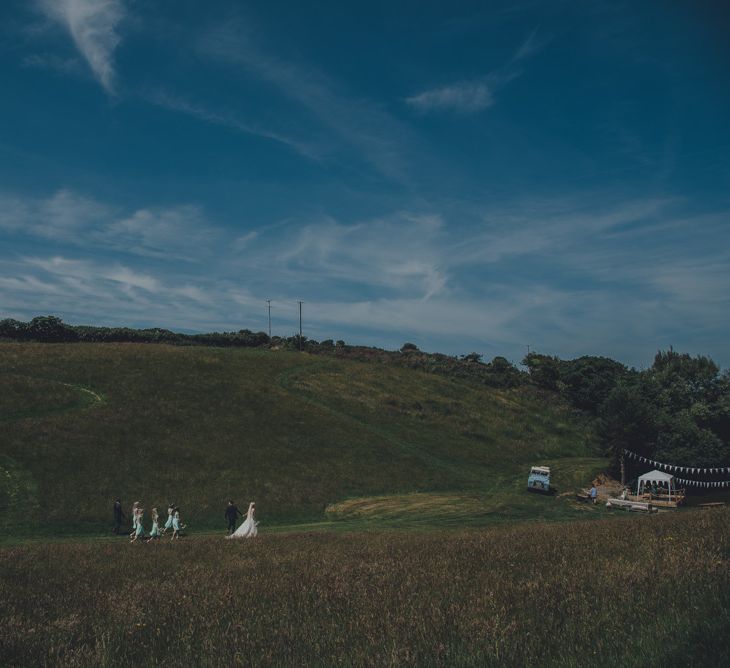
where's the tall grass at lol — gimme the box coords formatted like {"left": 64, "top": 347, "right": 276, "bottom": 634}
{"left": 1, "top": 509, "right": 728, "bottom": 666}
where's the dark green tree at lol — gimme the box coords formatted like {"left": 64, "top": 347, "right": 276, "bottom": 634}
{"left": 27, "top": 316, "right": 78, "bottom": 342}
{"left": 522, "top": 353, "right": 562, "bottom": 391}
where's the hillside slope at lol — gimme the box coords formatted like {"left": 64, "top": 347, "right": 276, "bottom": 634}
{"left": 0, "top": 343, "right": 602, "bottom": 535}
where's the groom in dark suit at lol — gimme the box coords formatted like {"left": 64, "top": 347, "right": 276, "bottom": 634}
{"left": 225, "top": 500, "right": 242, "bottom": 534}
{"left": 113, "top": 498, "right": 126, "bottom": 534}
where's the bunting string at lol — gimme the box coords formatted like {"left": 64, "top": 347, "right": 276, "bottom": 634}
{"left": 673, "top": 478, "right": 730, "bottom": 488}
{"left": 623, "top": 449, "right": 730, "bottom": 488}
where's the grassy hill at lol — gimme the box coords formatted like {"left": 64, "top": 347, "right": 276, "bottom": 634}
{"left": 0, "top": 342, "right": 603, "bottom": 536}
{"left": 3, "top": 342, "right": 729, "bottom": 667}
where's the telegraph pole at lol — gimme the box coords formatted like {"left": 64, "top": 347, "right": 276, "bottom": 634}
{"left": 298, "top": 301, "right": 303, "bottom": 351}
{"left": 266, "top": 300, "right": 271, "bottom": 339}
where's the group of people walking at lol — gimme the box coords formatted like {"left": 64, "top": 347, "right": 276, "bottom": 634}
{"left": 112, "top": 498, "right": 257, "bottom": 540}
{"left": 113, "top": 499, "right": 184, "bottom": 542}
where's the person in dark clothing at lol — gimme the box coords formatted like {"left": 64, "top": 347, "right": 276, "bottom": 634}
{"left": 225, "top": 500, "right": 242, "bottom": 534}
{"left": 113, "top": 498, "right": 126, "bottom": 534}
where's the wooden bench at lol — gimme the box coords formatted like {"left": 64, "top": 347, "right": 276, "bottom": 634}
{"left": 606, "top": 498, "right": 656, "bottom": 512}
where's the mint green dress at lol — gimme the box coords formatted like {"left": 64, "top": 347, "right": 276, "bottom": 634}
{"left": 149, "top": 519, "right": 160, "bottom": 538}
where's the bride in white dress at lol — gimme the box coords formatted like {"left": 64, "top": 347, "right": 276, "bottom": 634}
{"left": 227, "top": 501, "right": 258, "bottom": 539}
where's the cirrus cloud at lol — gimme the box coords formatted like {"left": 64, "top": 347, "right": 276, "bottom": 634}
{"left": 36, "top": 0, "right": 125, "bottom": 94}
{"left": 406, "top": 81, "right": 494, "bottom": 114}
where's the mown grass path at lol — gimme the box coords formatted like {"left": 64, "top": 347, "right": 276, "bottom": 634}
{"left": 0, "top": 373, "right": 103, "bottom": 423}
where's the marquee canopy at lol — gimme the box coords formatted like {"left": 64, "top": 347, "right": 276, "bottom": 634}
{"left": 637, "top": 470, "right": 674, "bottom": 484}
{"left": 636, "top": 469, "right": 677, "bottom": 499}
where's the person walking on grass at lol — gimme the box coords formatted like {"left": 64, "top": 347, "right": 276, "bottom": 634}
{"left": 113, "top": 498, "right": 126, "bottom": 535}
{"left": 129, "top": 501, "right": 140, "bottom": 538}
{"left": 130, "top": 507, "right": 146, "bottom": 543}
{"left": 147, "top": 507, "right": 161, "bottom": 542}
{"left": 225, "top": 500, "right": 242, "bottom": 535}
{"left": 590, "top": 485, "right": 598, "bottom": 505}
{"left": 171, "top": 507, "right": 185, "bottom": 541}
{"left": 161, "top": 503, "right": 174, "bottom": 535}
{"left": 227, "top": 502, "right": 258, "bottom": 539}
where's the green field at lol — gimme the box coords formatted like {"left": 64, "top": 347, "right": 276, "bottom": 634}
{"left": 0, "top": 342, "right": 601, "bottom": 536}
{"left": 3, "top": 342, "right": 727, "bottom": 666}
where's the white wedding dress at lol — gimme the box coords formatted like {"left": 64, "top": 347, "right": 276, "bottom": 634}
{"left": 227, "top": 502, "right": 258, "bottom": 539}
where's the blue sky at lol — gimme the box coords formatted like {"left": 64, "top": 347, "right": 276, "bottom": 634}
{"left": 1, "top": 0, "right": 729, "bottom": 367}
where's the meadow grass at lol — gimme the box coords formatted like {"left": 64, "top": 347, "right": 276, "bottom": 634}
{"left": 1, "top": 343, "right": 728, "bottom": 666}
{"left": 0, "top": 343, "right": 600, "bottom": 536}
{"left": 1, "top": 509, "right": 728, "bottom": 667}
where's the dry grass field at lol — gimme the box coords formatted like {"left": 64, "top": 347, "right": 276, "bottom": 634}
{"left": 1, "top": 509, "right": 728, "bottom": 667}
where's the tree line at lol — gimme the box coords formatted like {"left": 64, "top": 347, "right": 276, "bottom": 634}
{"left": 0, "top": 316, "right": 525, "bottom": 388}
{"left": 522, "top": 350, "right": 730, "bottom": 471}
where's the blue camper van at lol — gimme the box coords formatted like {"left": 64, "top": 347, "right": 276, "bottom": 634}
{"left": 527, "top": 466, "right": 551, "bottom": 493}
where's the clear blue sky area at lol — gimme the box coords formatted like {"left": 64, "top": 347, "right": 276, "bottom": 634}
{"left": 1, "top": 1, "right": 729, "bottom": 367}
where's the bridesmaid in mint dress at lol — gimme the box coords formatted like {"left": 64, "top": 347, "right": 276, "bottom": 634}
{"left": 129, "top": 501, "right": 140, "bottom": 538}
{"left": 171, "top": 507, "right": 185, "bottom": 541}
{"left": 161, "top": 504, "right": 174, "bottom": 534}
{"left": 130, "top": 507, "right": 146, "bottom": 543}
{"left": 147, "top": 508, "right": 160, "bottom": 542}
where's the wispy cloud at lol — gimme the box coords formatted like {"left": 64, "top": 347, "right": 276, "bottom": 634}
{"left": 21, "top": 52, "right": 84, "bottom": 76}
{"left": 407, "top": 29, "right": 548, "bottom": 115}
{"left": 1, "top": 187, "right": 728, "bottom": 366}
{"left": 238, "top": 212, "right": 448, "bottom": 300}
{"left": 513, "top": 28, "right": 547, "bottom": 62}
{"left": 36, "top": 0, "right": 125, "bottom": 94}
{"left": 0, "top": 189, "right": 111, "bottom": 239}
{"left": 450, "top": 197, "right": 674, "bottom": 266}
{"left": 144, "top": 89, "right": 321, "bottom": 160}
{"left": 0, "top": 189, "right": 218, "bottom": 261}
{"left": 406, "top": 81, "right": 494, "bottom": 114}
{"left": 100, "top": 205, "right": 220, "bottom": 261}
{"left": 0, "top": 252, "right": 269, "bottom": 334}
{"left": 199, "top": 21, "right": 414, "bottom": 182}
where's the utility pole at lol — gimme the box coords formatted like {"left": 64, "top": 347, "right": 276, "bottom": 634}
{"left": 298, "top": 301, "right": 303, "bottom": 351}
{"left": 266, "top": 300, "right": 271, "bottom": 339}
